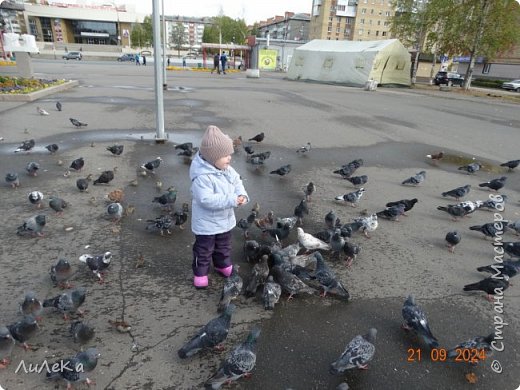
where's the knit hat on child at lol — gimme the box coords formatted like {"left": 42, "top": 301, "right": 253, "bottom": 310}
{"left": 199, "top": 125, "right": 234, "bottom": 165}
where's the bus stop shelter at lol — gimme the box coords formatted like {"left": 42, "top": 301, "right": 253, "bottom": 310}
{"left": 201, "top": 43, "right": 250, "bottom": 70}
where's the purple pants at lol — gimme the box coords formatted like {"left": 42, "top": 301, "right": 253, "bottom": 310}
{"left": 192, "top": 230, "right": 232, "bottom": 276}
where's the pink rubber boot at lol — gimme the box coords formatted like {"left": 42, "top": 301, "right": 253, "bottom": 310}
{"left": 193, "top": 275, "right": 208, "bottom": 289}
{"left": 215, "top": 265, "right": 233, "bottom": 277}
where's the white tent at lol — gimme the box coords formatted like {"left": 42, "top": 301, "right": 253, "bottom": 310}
{"left": 287, "top": 39, "right": 411, "bottom": 87}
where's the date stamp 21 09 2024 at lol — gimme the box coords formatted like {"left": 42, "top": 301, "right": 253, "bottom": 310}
{"left": 407, "top": 348, "right": 487, "bottom": 363}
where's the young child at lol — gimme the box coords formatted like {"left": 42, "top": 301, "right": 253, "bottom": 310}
{"left": 190, "top": 125, "right": 249, "bottom": 289}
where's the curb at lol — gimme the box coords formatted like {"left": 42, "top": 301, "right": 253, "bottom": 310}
{"left": 0, "top": 80, "right": 79, "bottom": 102}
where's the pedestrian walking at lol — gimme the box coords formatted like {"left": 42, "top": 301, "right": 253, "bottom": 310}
{"left": 142, "top": 55, "right": 146, "bottom": 66}
{"left": 220, "top": 51, "right": 228, "bottom": 74}
{"left": 182, "top": 57, "right": 186, "bottom": 68}
{"left": 135, "top": 53, "right": 140, "bottom": 65}
{"left": 211, "top": 53, "right": 220, "bottom": 74}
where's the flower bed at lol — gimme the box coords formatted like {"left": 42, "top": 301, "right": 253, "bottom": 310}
{"left": 0, "top": 76, "right": 66, "bottom": 94}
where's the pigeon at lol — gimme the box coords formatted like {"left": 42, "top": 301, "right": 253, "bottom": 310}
{"left": 93, "top": 170, "right": 114, "bottom": 185}
{"left": 106, "top": 202, "right": 123, "bottom": 222}
{"left": 205, "top": 326, "right": 261, "bottom": 389}
{"left": 479, "top": 176, "right": 507, "bottom": 192}
{"left": 503, "top": 242, "right": 520, "bottom": 258}
{"left": 70, "top": 118, "right": 88, "bottom": 127}
{"left": 303, "top": 182, "right": 316, "bottom": 202}
{"left": 25, "top": 161, "right": 40, "bottom": 176}
{"left": 458, "top": 162, "right": 482, "bottom": 174}
{"left": 376, "top": 203, "right": 406, "bottom": 221}
{"left": 218, "top": 267, "right": 243, "bottom": 313}
{"left": 5, "top": 172, "right": 20, "bottom": 188}
{"left": 271, "top": 263, "right": 315, "bottom": 300}
{"left": 16, "top": 214, "right": 46, "bottom": 237}
{"left": 437, "top": 204, "right": 469, "bottom": 220}
{"left": 500, "top": 159, "right": 520, "bottom": 171}
{"left": 385, "top": 198, "right": 418, "bottom": 214}
{"left": 56, "top": 101, "right": 62, "bottom": 111}
{"left": 294, "top": 199, "right": 309, "bottom": 225}
{"left": 330, "top": 229, "right": 345, "bottom": 259}
{"left": 49, "top": 196, "right": 68, "bottom": 215}
{"left": 76, "top": 174, "right": 92, "bottom": 192}
{"left": 457, "top": 200, "right": 483, "bottom": 215}
{"left": 470, "top": 222, "right": 508, "bottom": 239}
{"left": 477, "top": 260, "right": 520, "bottom": 279}
{"left": 79, "top": 252, "right": 112, "bottom": 283}
{"left": 262, "top": 275, "right": 282, "bottom": 310}
{"left": 7, "top": 315, "right": 39, "bottom": 350}
{"left": 254, "top": 210, "right": 275, "bottom": 230}
{"left": 175, "top": 142, "right": 194, "bottom": 152}
{"left": 463, "top": 276, "right": 509, "bottom": 301}
{"left": 245, "top": 255, "right": 270, "bottom": 297}
{"left": 50, "top": 258, "right": 73, "bottom": 289}
{"left": 37, "top": 106, "right": 49, "bottom": 116}
{"left": 177, "top": 146, "right": 199, "bottom": 158}
{"left": 479, "top": 195, "right": 507, "bottom": 211}
{"left": 0, "top": 326, "right": 14, "bottom": 368}
{"left": 296, "top": 142, "right": 311, "bottom": 153}
{"left": 178, "top": 303, "right": 235, "bottom": 359}
{"left": 325, "top": 210, "right": 339, "bottom": 229}
{"left": 343, "top": 241, "right": 361, "bottom": 267}
{"left": 232, "top": 136, "right": 243, "bottom": 151}
{"left": 237, "top": 209, "right": 257, "bottom": 239}
{"left": 333, "top": 160, "right": 363, "bottom": 178}
{"left": 352, "top": 213, "right": 378, "bottom": 238}
{"left": 244, "top": 145, "right": 255, "bottom": 156}
{"left": 69, "top": 157, "right": 85, "bottom": 171}
{"left": 248, "top": 132, "right": 265, "bottom": 142}
{"left": 146, "top": 214, "right": 174, "bottom": 235}
{"left": 508, "top": 219, "right": 520, "bottom": 235}
{"left": 243, "top": 240, "right": 261, "bottom": 262}
{"left": 445, "top": 231, "right": 461, "bottom": 253}
{"left": 106, "top": 144, "right": 124, "bottom": 156}
{"left": 19, "top": 291, "right": 43, "bottom": 320}
{"left": 442, "top": 184, "right": 471, "bottom": 200}
{"left": 45, "top": 143, "right": 59, "bottom": 154}
{"left": 46, "top": 348, "right": 100, "bottom": 389}
{"left": 313, "top": 252, "right": 349, "bottom": 299}
{"left": 43, "top": 287, "right": 87, "bottom": 320}
{"left": 401, "top": 294, "right": 439, "bottom": 349}
{"left": 14, "top": 139, "right": 35, "bottom": 153}
{"left": 70, "top": 320, "right": 95, "bottom": 346}
{"left": 335, "top": 188, "right": 365, "bottom": 207}
{"left": 426, "top": 151, "right": 444, "bottom": 164}
{"left": 141, "top": 157, "right": 162, "bottom": 173}
{"left": 344, "top": 175, "right": 368, "bottom": 186}
{"left": 297, "top": 227, "right": 330, "bottom": 251}
{"left": 270, "top": 164, "right": 292, "bottom": 176}
{"left": 447, "top": 333, "right": 496, "bottom": 364}
{"left": 152, "top": 186, "right": 177, "bottom": 209}
{"left": 28, "top": 190, "right": 44, "bottom": 208}
{"left": 330, "top": 328, "right": 377, "bottom": 373}
{"left": 173, "top": 202, "right": 190, "bottom": 230}
{"left": 402, "top": 171, "right": 426, "bottom": 186}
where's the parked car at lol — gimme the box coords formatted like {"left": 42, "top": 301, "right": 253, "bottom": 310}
{"left": 501, "top": 79, "right": 520, "bottom": 92}
{"left": 434, "top": 71, "right": 464, "bottom": 86}
{"left": 62, "top": 51, "right": 82, "bottom": 60}
{"left": 117, "top": 53, "right": 135, "bottom": 62}
{"left": 185, "top": 52, "right": 198, "bottom": 59}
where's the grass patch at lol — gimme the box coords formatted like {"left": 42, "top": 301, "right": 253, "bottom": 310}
{"left": 0, "top": 76, "right": 66, "bottom": 94}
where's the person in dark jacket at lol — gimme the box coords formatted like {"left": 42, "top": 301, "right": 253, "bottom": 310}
{"left": 211, "top": 53, "right": 220, "bottom": 74}
{"left": 220, "top": 51, "right": 228, "bottom": 74}
{"left": 142, "top": 55, "right": 146, "bottom": 66}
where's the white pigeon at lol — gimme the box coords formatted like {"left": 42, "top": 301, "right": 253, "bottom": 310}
{"left": 297, "top": 227, "right": 331, "bottom": 251}
{"left": 36, "top": 107, "right": 50, "bottom": 116}
{"left": 353, "top": 213, "right": 379, "bottom": 238}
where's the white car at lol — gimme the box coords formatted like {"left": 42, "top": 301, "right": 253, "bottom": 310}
{"left": 501, "top": 79, "right": 520, "bottom": 92}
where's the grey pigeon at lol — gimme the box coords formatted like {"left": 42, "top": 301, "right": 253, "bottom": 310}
{"left": 325, "top": 210, "right": 339, "bottom": 229}
{"left": 500, "top": 159, "right": 520, "bottom": 171}
{"left": 0, "top": 326, "right": 14, "bottom": 368}
{"left": 237, "top": 209, "right": 257, "bottom": 239}
{"left": 43, "top": 287, "right": 87, "bottom": 320}
{"left": 244, "top": 255, "right": 269, "bottom": 297}
{"left": 270, "top": 164, "right": 291, "bottom": 176}
{"left": 507, "top": 219, "right": 520, "bottom": 235}
{"left": 437, "top": 204, "right": 469, "bottom": 220}
{"left": 106, "top": 144, "right": 124, "bottom": 156}
{"left": 248, "top": 151, "right": 271, "bottom": 167}
{"left": 70, "top": 320, "right": 95, "bottom": 346}
{"left": 49, "top": 196, "right": 68, "bottom": 215}
{"left": 303, "top": 181, "right": 316, "bottom": 202}
{"left": 458, "top": 162, "right": 482, "bottom": 174}
{"left": 17, "top": 214, "right": 46, "bottom": 237}
{"left": 79, "top": 252, "right": 112, "bottom": 283}
{"left": 330, "top": 328, "right": 377, "bottom": 373}
{"left": 107, "top": 202, "right": 123, "bottom": 222}
{"left": 25, "top": 161, "right": 40, "bottom": 176}
{"left": 56, "top": 101, "right": 62, "bottom": 111}
{"left": 344, "top": 175, "right": 368, "bottom": 186}
{"left": 69, "top": 157, "right": 85, "bottom": 171}
{"left": 146, "top": 214, "right": 174, "bottom": 235}
{"left": 477, "top": 260, "right": 520, "bottom": 279}
{"left": 7, "top": 314, "right": 39, "bottom": 350}
{"left": 271, "top": 263, "right": 315, "bottom": 300}
{"left": 19, "top": 291, "right": 43, "bottom": 320}
{"left": 174, "top": 142, "right": 193, "bottom": 152}
{"left": 470, "top": 222, "right": 508, "bottom": 239}
{"left": 243, "top": 240, "right": 261, "bottom": 262}
{"left": 5, "top": 172, "right": 20, "bottom": 188}
{"left": 343, "top": 241, "right": 361, "bottom": 267}
{"left": 141, "top": 156, "right": 162, "bottom": 173}
{"left": 402, "top": 295, "right": 439, "bottom": 348}
{"left": 178, "top": 303, "right": 235, "bottom": 359}
{"left": 457, "top": 200, "right": 483, "bottom": 215}
{"left": 297, "top": 227, "right": 330, "bottom": 251}
{"left": 330, "top": 229, "right": 345, "bottom": 259}
{"left": 442, "top": 184, "right": 471, "bottom": 200}
{"left": 28, "top": 190, "right": 44, "bottom": 208}
{"left": 503, "top": 242, "right": 520, "bottom": 258}
{"left": 218, "top": 267, "right": 243, "bottom": 313}
{"left": 401, "top": 171, "right": 426, "bottom": 186}
{"left": 479, "top": 176, "right": 507, "bottom": 191}
{"left": 479, "top": 195, "right": 506, "bottom": 211}
{"left": 46, "top": 347, "right": 99, "bottom": 389}
{"left": 76, "top": 175, "right": 92, "bottom": 192}
{"left": 70, "top": 117, "right": 88, "bottom": 127}
{"left": 248, "top": 132, "right": 264, "bottom": 142}
{"left": 447, "top": 333, "right": 495, "bottom": 364}
{"left": 376, "top": 203, "right": 406, "bottom": 221}
{"left": 335, "top": 188, "right": 365, "bottom": 207}
{"left": 173, "top": 202, "right": 190, "bottom": 229}
{"left": 445, "top": 231, "right": 461, "bottom": 253}
{"left": 333, "top": 159, "right": 363, "bottom": 178}
{"left": 296, "top": 142, "right": 311, "bottom": 154}
{"left": 294, "top": 199, "right": 309, "bottom": 225}
{"left": 205, "top": 326, "right": 261, "bottom": 389}
{"left": 313, "top": 252, "right": 349, "bottom": 299}
{"left": 14, "top": 139, "right": 35, "bottom": 153}
{"left": 93, "top": 170, "right": 114, "bottom": 185}
{"left": 152, "top": 186, "right": 177, "bottom": 210}
{"left": 50, "top": 258, "right": 73, "bottom": 289}
{"left": 177, "top": 145, "right": 199, "bottom": 158}
{"left": 262, "top": 275, "right": 282, "bottom": 310}
{"left": 45, "top": 143, "right": 59, "bottom": 154}
{"left": 463, "top": 276, "right": 509, "bottom": 301}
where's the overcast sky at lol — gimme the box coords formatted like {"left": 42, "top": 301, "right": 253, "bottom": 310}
{"left": 123, "top": 0, "right": 312, "bottom": 25}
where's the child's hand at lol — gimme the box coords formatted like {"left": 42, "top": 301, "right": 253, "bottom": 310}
{"left": 237, "top": 195, "right": 247, "bottom": 206}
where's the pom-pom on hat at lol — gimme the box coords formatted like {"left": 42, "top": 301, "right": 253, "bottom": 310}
{"left": 199, "top": 125, "right": 234, "bottom": 165}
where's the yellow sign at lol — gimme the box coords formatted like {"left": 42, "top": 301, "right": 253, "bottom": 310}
{"left": 259, "top": 49, "right": 277, "bottom": 70}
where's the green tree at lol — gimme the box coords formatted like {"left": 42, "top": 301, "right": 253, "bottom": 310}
{"left": 130, "top": 23, "right": 144, "bottom": 49}
{"left": 130, "top": 16, "right": 153, "bottom": 49}
{"left": 170, "top": 22, "right": 188, "bottom": 57}
{"left": 202, "top": 16, "right": 248, "bottom": 45}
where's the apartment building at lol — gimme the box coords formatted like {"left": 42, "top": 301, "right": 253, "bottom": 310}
{"left": 256, "top": 12, "right": 311, "bottom": 42}
{"left": 166, "top": 16, "right": 213, "bottom": 51}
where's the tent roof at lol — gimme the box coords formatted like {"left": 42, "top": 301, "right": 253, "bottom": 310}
{"left": 296, "top": 39, "right": 401, "bottom": 53}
